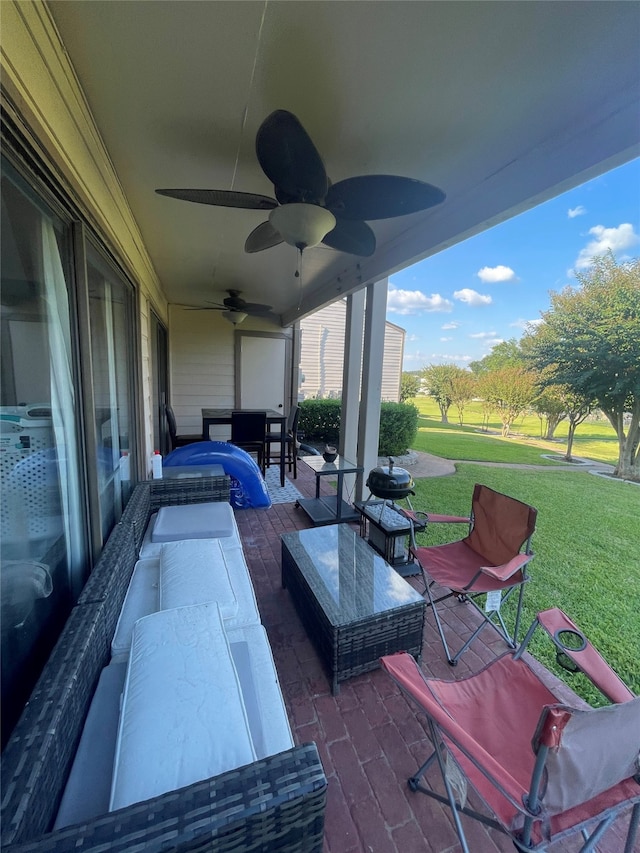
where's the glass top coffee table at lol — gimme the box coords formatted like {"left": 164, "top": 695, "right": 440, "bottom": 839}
{"left": 281, "top": 525, "right": 425, "bottom": 694}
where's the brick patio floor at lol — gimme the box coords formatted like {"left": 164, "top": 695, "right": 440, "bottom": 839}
{"left": 234, "top": 461, "right": 636, "bottom": 853}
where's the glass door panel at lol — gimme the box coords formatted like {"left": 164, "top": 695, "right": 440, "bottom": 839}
{"left": 1, "top": 159, "right": 87, "bottom": 745}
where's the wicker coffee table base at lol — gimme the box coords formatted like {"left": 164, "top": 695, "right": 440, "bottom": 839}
{"left": 282, "top": 538, "right": 424, "bottom": 694}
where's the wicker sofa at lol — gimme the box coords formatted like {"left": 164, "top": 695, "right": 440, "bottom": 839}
{"left": 1, "top": 477, "right": 327, "bottom": 853}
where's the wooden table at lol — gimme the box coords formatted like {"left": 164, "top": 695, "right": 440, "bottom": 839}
{"left": 281, "top": 525, "right": 425, "bottom": 694}
{"left": 201, "top": 408, "right": 286, "bottom": 487}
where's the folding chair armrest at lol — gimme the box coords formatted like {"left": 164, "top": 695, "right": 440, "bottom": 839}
{"left": 536, "top": 609, "right": 635, "bottom": 704}
{"left": 395, "top": 507, "right": 469, "bottom": 525}
{"left": 480, "top": 552, "right": 533, "bottom": 581}
{"left": 426, "top": 513, "right": 470, "bottom": 524}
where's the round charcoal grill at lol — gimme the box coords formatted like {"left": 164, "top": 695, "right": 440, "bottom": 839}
{"left": 366, "top": 457, "right": 415, "bottom": 502}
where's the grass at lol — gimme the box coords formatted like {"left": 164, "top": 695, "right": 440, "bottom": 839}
{"left": 401, "top": 397, "right": 636, "bottom": 703}
{"left": 406, "top": 462, "right": 640, "bottom": 706}
{"left": 410, "top": 396, "right": 621, "bottom": 466}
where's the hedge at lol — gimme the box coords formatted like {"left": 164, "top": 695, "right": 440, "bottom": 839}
{"left": 298, "top": 399, "right": 418, "bottom": 456}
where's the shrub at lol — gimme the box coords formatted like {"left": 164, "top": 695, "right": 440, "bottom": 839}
{"left": 379, "top": 402, "right": 418, "bottom": 455}
{"left": 298, "top": 399, "right": 341, "bottom": 444}
{"left": 299, "top": 399, "right": 418, "bottom": 455}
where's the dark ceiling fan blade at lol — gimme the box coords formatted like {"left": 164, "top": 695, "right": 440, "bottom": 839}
{"left": 255, "top": 110, "right": 328, "bottom": 204}
{"left": 325, "top": 175, "right": 446, "bottom": 221}
{"left": 322, "top": 219, "right": 376, "bottom": 257}
{"left": 244, "top": 221, "right": 284, "bottom": 254}
{"left": 155, "top": 188, "right": 277, "bottom": 210}
{"left": 241, "top": 301, "right": 273, "bottom": 314}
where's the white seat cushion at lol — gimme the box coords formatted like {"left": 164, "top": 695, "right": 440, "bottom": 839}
{"left": 151, "top": 501, "right": 236, "bottom": 543}
{"left": 139, "top": 508, "right": 241, "bottom": 558}
{"left": 109, "top": 603, "right": 256, "bottom": 812}
{"left": 54, "top": 661, "right": 127, "bottom": 828}
{"left": 160, "top": 539, "right": 237, "bottom": 618}
{"left": 160, "top": 539, "right": 260, "bottom": 628}
{"left": 110, "top": 559, "right": 160, "bottom": 660}
{"left": 227, "top": 624, "right": 294, "bottom": 759}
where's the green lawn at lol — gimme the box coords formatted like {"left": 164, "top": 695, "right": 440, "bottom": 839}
{"left": 402, "top": 398, "right": 640, "bottom": 704}
{"left": 410, "top": 396, "right": 621, "bottom": 466}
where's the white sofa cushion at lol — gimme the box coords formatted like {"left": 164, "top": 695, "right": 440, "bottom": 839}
{"left": 151, "top": 501, "right": 236, "bottom": 543}
{"left": 158, "top": 539, "right": 260, "bottom": 628}
{"left": 227, "top": 624, "right": 294, "bottom": 760}
{"left": 159, "top": 539, "right": 239, "bottom": 618}
{"left": 54, "top": 661, "right": 127, "bottom": 829}
{"left": 139, "top": 507, "right": 241, "bottom": 558}
{"left": 110, "top": 559, "right": 160, "bottom": 660}
{"left": 109, "top": 603, "right": 256, "bottom": 812}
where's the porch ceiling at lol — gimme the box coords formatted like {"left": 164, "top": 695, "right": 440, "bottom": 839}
{"left": 47, "top": 1, "right": 639, "bottom": 325}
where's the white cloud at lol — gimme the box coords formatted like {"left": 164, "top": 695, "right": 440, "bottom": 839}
{"left": 407, "top": 333, "right": 420, "bottom": 342}
{"left": 387, "top": 286, "right": 453, "bottom": 315}
{"left": 510, "top": 318, "right": 543, "bottom": 330}
{"left": 469, "top": 331, "right": 497, "bottom": 339}
{"left": 477, "top": 265, "right": 517, "bottom": 283}
{"left": 575, "top": 223, "right": 639, "bottom": 269}
{"left": 454, "top": 288, "right": 492, "bottom": 306}
{"left": 568, "top": 205, "right": 587, "bottom": 219}
{"left": 440, "top": 336, "right": 453, "bottom": 342}
{"left": 432, "top": 353, "right": 473, "bottom": 364}
{"left": 441, "top": 321, "right": 459, "bottom": 330}
{"left": 403, "top": 350, "right": 472, "bottom": 368}
{"left": 482, "top": 337, "right": 504, "bottom": 349}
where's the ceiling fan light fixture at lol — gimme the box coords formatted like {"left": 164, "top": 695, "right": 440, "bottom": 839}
{"left": 222, "top": 309, "right": 247, "bottom": 325}
{"left": 269, "top": 203, "right": 336, "bottom": 250}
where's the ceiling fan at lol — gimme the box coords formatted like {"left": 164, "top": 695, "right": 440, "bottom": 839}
{"left": 187, "top": 289, "right": 272, "bottom": 324}
{"left": 156, "top": 110, "right": 445, "bottom": 257}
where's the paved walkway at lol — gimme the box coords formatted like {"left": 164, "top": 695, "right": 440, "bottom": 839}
{"left": 388, "top": 449, "right": 616, "bottom": 478}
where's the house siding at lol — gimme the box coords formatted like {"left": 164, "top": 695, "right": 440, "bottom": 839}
{"left": 299, "top": 300, "right": 404, "bottom": 402}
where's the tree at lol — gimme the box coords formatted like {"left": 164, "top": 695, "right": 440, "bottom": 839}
{"left": 560, "top": 388, "right": 594, "bottom": 462}
{"left": 469, "top": 339, "right": 525, "bottom": 375}
{"left": 399, "top": 371, "right": 421, "bottom": 403}
{"left": 478, "top": 366, "right": 537, "bottom": 437}
{"left": 523, "top": 254, "right": 640, "bottom": 480}
{"left": 449, "top": 371, "right": 477, "bottom": 425}
{"left": 532, "top": 385, "right": 567, "bottom": 440}
{"left": 422, "top": 363, "right": 470, "bottom": 423}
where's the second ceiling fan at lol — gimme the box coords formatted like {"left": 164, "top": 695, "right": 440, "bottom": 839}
{"left": 156, "top": 110, "right": 445, "bottom": 257}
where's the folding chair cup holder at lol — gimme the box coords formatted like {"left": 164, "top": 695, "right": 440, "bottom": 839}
{"left": 554, "top": 627, "right": 588, "bottom": 673}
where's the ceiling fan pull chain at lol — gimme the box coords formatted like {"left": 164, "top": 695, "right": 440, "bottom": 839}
{"left": 296, "top": 248, "right": 303, "bottom": 310}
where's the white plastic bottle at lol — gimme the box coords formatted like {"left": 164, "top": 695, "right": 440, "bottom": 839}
{"left": 119, "top": 451, "right": 130, "bottom": 481}
{"left": 151, "top": 450, "right": 163, "bottom": 479}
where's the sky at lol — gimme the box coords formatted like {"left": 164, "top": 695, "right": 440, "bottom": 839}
{"left": 387, "top": 157, "right": 640, "bottom": 372}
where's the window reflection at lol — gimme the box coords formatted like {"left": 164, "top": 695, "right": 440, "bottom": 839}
{"left": 1, "top": 161, "right": 86, "bottom": 745}
{"left": 87, "top": 246, "right": 134, "bottom": 539}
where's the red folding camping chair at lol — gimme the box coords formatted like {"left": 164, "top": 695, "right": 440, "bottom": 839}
{"left": 401, "top": 483, "right": 537, "bottom": 665}
{"left": 381, "top": 608, "right": 640, "bottom": 853}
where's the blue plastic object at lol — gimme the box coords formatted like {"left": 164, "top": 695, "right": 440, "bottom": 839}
{"left": 163, "top": 441, "right": 271, "bottom": 509}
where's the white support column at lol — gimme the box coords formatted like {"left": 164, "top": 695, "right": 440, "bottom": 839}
{"left": 356, "top": 278, "right": 388, "bottom": 501}
{"left": 339, "top": 290, "right": 365, "bottom": 503}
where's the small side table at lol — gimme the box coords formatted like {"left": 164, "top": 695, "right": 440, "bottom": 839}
{"left": 354, "top": 499, "right": 427, "bottom": 577}
{"left": 296, "top": 455, "right": 363, "bottom": 525}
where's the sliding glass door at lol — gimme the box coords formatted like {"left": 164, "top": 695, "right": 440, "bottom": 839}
{"left": 86, "top": 245, "right": 136, "bottom": 539}
{"left": 1, "top": 146, "right": 139, "bottom": 746}
{"left": 1, "top": 160, "right": 87, "bottom": 744}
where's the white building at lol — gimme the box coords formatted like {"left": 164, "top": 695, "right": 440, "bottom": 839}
{"left": 299, "top": 300, "right": 405, "bottom": 402}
